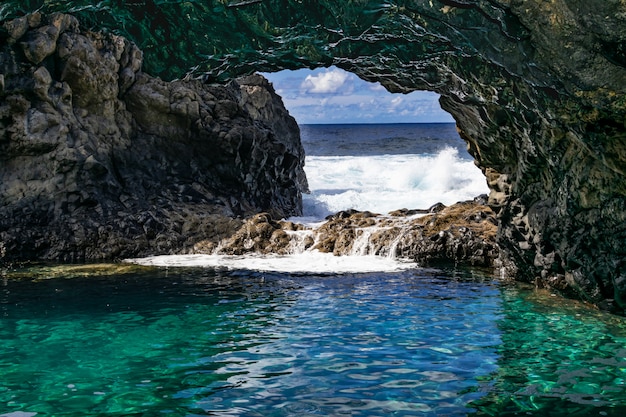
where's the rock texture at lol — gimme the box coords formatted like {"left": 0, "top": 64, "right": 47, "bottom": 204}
{"left": 0, "top": 13, "right": 307, "bottom": 262}
{"left": 198, "top": 197, "right": 499, "bottom": 268}
{"left": 1, "top": 2, "right": 625, "bottom": 310}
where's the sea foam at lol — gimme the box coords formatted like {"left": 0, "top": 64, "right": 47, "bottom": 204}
{"left": 128, "top": 253, "right": 415, "bottom": 274}
{"left": 298, "top": 147, "right": 488, "bottom": 220}
{"left": 128, "top": 137, "right": 488, "bottom": 273}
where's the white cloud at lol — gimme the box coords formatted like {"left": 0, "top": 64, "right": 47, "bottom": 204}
{"left": 301, "top": 68, "right": 353, "bottom": 94}
{"left": 262, "top": 66, "right": 454, "bottom": 124}
{"left": 390, "top": 96, "right": 404, "bottom": 107}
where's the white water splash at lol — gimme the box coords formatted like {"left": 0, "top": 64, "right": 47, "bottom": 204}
{"left": 127, "top": 147, "right": 485, "bottom": 274}
{"left": 128, "top": 252, "right": 415, "bottom": 274}
{"left": 299, "top": 147, "right": 487, "bottom": 219}
{"left": 126, "top": 213, "right": 432, "bottom": 273}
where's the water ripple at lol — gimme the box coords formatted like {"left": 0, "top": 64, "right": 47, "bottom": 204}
{"left": 0, "top": 267, "right": 625, "bottom": 415}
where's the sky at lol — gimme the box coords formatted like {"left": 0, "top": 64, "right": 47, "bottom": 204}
{"left": 261, "top": 66, "right": 454, "bottom": 125}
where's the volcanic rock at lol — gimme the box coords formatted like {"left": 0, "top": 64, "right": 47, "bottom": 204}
{"left": 1, "top": 2, "right": 626, "bottom": 310}
{"left": 206, "top": 198, "right": 499, "bottom": 268}
{"left": 0, "top": 14, "right": 306, "bottom": 262}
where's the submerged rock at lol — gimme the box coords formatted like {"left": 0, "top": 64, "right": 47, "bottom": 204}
{"left": 0, "top": 14, "right": 306, "bottom": 262}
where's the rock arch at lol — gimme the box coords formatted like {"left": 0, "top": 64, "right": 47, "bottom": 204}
{"left": 2, "top": 1, "right": 625, "bottom": 311}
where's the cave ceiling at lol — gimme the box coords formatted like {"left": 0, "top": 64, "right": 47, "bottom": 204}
{"left": 3, "top": 0, "right": 624, "bottom": 100}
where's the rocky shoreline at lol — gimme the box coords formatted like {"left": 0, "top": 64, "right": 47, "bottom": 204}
{"left": 194, "top": 196, "right": 500, "bottom": 269}
{"left": 2, "top": 5, "right": 625, "bottom": 313}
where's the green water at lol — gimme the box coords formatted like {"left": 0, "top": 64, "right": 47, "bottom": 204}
{"left": 0, "top": 266, "right": 625, "bottom": 416}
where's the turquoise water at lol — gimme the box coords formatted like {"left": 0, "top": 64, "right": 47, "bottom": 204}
{"left": 1, "top": 266, "right": 625, "bottom": 416}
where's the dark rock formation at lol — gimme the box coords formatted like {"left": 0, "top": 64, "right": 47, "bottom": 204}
{"left": 1, "top": 2, "right": 625, "bottom": 310}
{"left": 203, "top": 197, "right": 499, "bottom": 268}
{"left": 0, "top": 13, "right": 306, "bottom": 261}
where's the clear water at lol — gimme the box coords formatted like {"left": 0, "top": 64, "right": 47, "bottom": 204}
{"left": 1, "top": 266, "right": 626, "bottom": 416}
{"left": 3, "top": 125, "right": 624, "bottom": 416}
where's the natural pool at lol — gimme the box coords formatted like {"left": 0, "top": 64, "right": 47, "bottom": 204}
{"left": 0, "top": 265, "right": 625, "bottom": 416}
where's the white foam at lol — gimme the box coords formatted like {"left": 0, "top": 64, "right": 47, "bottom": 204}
{"left": 301, "top": 147, "right": 487, "bottom": 218}
{"left": 126, "top": 252, "right": 416, "bottom": 274}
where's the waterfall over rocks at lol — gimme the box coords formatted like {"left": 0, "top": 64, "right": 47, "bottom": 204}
{"left": 192, "top": 198, "right": 499, "bottom": 268}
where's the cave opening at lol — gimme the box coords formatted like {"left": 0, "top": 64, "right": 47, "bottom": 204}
{"left": 262, "top": 66, "right": 489, "bottom": 220}
{"left": 0, "top": 2, "right": 623, "bottom": 308}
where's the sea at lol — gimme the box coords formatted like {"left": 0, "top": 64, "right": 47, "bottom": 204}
{"left": 2, "top": 124, "right": 626, "bottom": 416}
{"left": 297, "top": 123, "right": 488, "bottom": 220}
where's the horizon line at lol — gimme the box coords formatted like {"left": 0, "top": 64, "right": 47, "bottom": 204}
{"left": 298, "top": 121, "right": 456, "bottom": 126}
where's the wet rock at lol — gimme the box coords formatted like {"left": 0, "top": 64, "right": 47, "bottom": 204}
{"left": 387, "top": 201, "right": 499, "bottom": 267}
{"left": 427, "top": 202, "right": 447, "bottom": 213}
{"left": 388, "top": 208, "right": 429, "bottom": 217}
{"left": 20, "top": 24, "right": 60, "bottom": 64}
{"left": 207, "top": 199, "right": 501, "bottom": 269}
{"left": 203, "top": 212, "right": 308, "bottom": 256}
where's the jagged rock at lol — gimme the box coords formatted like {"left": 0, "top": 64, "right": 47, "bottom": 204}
{"left": 0, "top": 14, "right": 306, "bottom": 262}
{"left": 207, "top": 199, "right": 499, "bottom": 268}
{"left": 236, "top": 74, "right": 309, "bottom": 195}
{"left": 211, "top": 213, "right": 293, "bottom": 256}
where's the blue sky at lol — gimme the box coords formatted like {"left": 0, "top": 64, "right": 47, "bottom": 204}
{"left": 261, "top": 66, "right": 454, "bottom": 124}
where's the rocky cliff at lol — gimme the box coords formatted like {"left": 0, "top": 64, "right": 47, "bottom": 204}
{"left": 0, "top": 13, "right": 307, "bottom": 261}
{"left": 1, "top": 1, "right": 626, "bottom": 311}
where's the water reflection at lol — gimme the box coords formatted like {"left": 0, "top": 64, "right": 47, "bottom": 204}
{"left": 470, "top": 286, "right": 626, "bottom": 416}
{"left": 0, "top": 266, "right": 625, "bottom": 416}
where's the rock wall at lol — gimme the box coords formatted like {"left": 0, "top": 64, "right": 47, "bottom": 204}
{"left": 0, "top": 13, "right": 307, "bottom": 262}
